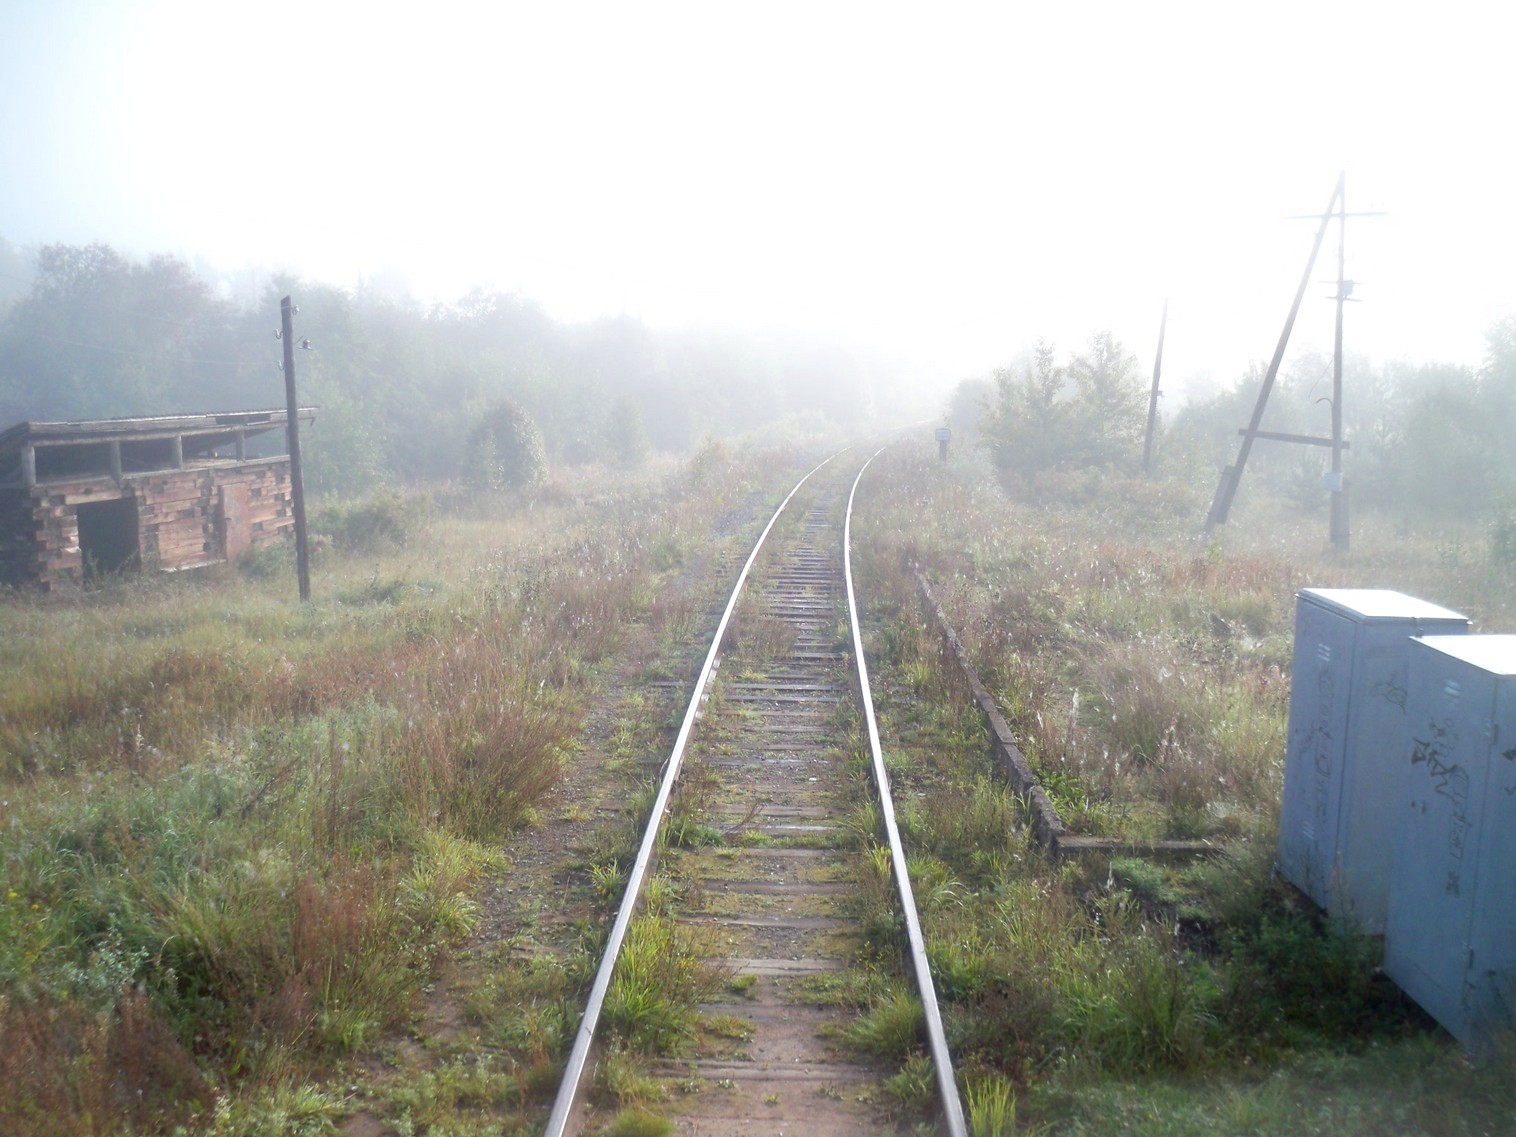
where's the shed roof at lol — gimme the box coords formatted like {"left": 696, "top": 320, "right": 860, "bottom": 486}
{"left": 0, "top": 408, "right": 318, "bottom": 456}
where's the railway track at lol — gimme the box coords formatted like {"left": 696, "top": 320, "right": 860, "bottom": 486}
{"left": 546, "top": 451, "right": 966, "bottom": 1136}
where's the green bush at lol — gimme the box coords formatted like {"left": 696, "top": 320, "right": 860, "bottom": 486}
{"left": 687, "top": 436, "right": 731, "bottom": 488}
{"left": 236, "top": 539, "right": 294, "bottom": 580}
{"left": 313, "top": 489, "right": 427, "bottom": 554}
{"left": 465, "top": 399, "right": 548, "bottom": 489}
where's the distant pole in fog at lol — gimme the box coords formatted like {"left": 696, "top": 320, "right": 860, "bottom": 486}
{"left": 1142, "top": 299, "right": 1167, "bottom": 475}
{"left": 280, "top": 295, "right": 311, "bottom": 602}
{"left": 1329, "top": 184, "right": 1350, "bottom": 551}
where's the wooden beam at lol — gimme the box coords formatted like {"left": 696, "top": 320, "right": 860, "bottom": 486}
{"left": 13, "top": 410, "right": 315, "bottom": 449}
{"left": 21, "top": 444, "right": 35, "bottom": 488}
{"left": 1237, "top": 429, "right": 1351, "bottom": 450}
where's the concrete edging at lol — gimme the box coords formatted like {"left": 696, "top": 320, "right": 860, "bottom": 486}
{"left": 913, "top": 566, "right": 1067, "bottom": 852}
{"left": 912, "top": 566, "right": 1218, "bottom": 860}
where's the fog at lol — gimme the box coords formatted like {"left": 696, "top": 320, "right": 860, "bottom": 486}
{"left": 3, "top": 1, "right": 1514, "bottom": 399}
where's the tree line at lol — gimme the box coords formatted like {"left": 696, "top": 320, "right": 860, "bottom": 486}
{"left": 0, "top": 240, "right": 906, "bottom": 496}
{"left": 960, "top": 321, "right": 1516, "bottom": 528}
{"left": 9, "top": 236, "right": 1511, "bottom": 529}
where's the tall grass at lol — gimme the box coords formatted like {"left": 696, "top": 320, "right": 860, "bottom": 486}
{"left": 852, "top": 441, "right": 1516, "bottom": 1134}
{"left": 0, "top": 452, "right": 779, "bottom": 1133}
{"left": 602, "top": 897, "right": 726, "bottom": 1056}
{"left": 859, "top": 449, "right": 1300, "bottom": 838}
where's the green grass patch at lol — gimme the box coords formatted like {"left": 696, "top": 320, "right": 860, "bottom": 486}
{"left": 849, "top": 441, "right": 1511, "bottom": 1129}
{"left": 0, "top": 451, "right": 793, "bottom": 1133}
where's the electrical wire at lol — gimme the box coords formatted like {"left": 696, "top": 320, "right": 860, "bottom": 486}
{"left": 21, "top": 331, "right": 267, "bottom": 368}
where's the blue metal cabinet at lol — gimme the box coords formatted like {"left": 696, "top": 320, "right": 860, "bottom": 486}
{"left": 1278, "top": 589, "right": 1469, "bottom": 933}
{"left": 1384, "top": 634, "right": 1516, "bottom": 1056}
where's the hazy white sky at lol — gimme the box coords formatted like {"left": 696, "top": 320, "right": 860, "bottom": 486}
{"left": 3, "top": 0, "right": 1513, "bottom": 395}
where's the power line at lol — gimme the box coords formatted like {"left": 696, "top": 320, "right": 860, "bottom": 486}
{"left": 0, "top": 286, "right": 258, "bottom": 334}
{"left": 133, "top": 310, "right": 243, "bottom": 331}
{"left": 21, "top": 331, "right": 264, "bottom": 367}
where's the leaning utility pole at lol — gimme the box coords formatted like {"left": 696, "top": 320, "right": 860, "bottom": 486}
{"left": 1142, "top": 299, "right": 1167, "bottom": 474}
{"left": 1203, "top": 173, "right": 1378, "bottom": 548}
{"left": 280, "top": 296, "right": 312, "bottom": 601}
{"left": 1203, "top": 175, "right": 1341, "bottom": 538}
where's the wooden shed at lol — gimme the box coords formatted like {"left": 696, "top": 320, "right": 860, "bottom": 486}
{"left": 0, "top": 408, "right": 316, "bottom": 590}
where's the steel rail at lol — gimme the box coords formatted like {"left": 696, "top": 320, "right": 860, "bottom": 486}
{"left": 542, "top": 451, "right": 841, "bottom": 1137}
{"left": 844, "top": 446, "right": 969, "bottom": 1137}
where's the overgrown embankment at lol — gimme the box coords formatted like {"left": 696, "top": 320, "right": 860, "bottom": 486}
{"left": 0, "top": 447, "right": 777, "bottom": 1136}
{"left": 852, "top": 442, "right": 1516, "bottom": 1137}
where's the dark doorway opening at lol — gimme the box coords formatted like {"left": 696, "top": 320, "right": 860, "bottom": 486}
{"left": 77, "top": 497, "right": 140, "bottom": 577}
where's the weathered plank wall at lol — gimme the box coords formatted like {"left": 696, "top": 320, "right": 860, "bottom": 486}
{"left": 135, "top": 460, "right": 293, "bottom": 572}
{"left": 1, "top": 458, "right": 293, "bottom": 590}
{"left": 0, "top": 486, "right": 39, "bottom": 586}
{"left": 23, "top": 481, "right": 103, "bottom": 585}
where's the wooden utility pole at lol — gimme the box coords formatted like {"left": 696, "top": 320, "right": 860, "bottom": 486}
{"left": 280, "top": 296, "right": 311, "bottom": 601}
{"left": 1329, "top": 184, "right": 1350, "bottom": 550}
{"left": 1203, "top": 174, "right": 1343, "bottom": 537}
{"left": 1142, "top": 299, "right": 1167, "bottom": 474}
{"left": 1201, "top": 172, "right": 1378, "bottom": 545}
